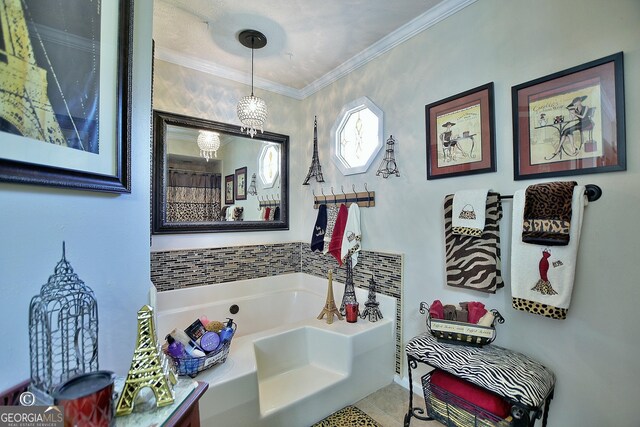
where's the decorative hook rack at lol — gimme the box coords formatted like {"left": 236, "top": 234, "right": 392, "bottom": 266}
{"left": 499, "top": 184, "right": 602, "bottom": 203}
{"left": 313, "top": 183, "right": 375, "bottom": 209}
{"left": 258, "top": 195, "right": 280, "bottom": 208}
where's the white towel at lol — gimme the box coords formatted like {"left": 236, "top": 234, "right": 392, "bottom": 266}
{"left": 511, "top": 186, "right": 587, "bottom": 319}
{"left": 341, "top": 204, "right": 361, "bottom": 267}
{"left": 452, "top": 189, "right": 489, "bottom": 237}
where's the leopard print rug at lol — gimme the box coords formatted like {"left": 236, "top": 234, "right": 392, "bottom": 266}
{"left": 311, "top": 405, "right": 382, "bottom": 427}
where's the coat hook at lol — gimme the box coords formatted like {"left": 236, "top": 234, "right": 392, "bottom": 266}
{"left": 341, "top": 185, "right": 347, "bottom": 201}
{"left": 331, "top": 186, "right": 337, "bottom": 202}
{"left": 365, "top": 183, "right": 371, "bottom": 207}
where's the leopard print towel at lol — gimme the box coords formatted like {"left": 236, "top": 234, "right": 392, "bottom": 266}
{"left": 522, "top": 181, "right": 577, "bottom": 246}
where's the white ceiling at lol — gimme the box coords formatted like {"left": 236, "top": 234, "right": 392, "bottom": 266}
{"left": 153, "top": 0, "right": 476, "bottom": 99}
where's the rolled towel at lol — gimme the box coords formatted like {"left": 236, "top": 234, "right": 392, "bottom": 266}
{"left": 443, "top": 305, "right": 457, "bottom": 321}
{"left": 456, "top": 309, "right": 468, "bottom": 323}
{"left": 477, "top": 311, "right": 495, "bottom": 327}
{"left": 467, "top": 302, "right": 487, "bottom": 324}
{"left": 429, "top": 300, "right": 444, "bottom": 319}
{"left": 522, "top": 181, "right": 577, "bottom": 246}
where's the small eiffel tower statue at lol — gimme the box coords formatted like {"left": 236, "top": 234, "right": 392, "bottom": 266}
{"left": 376, "top": 135, "right": 400, "bottom": 178}
{"left": 360, "top": 276, "right": 383, "bottom": 322}
{"left": 116, "top": 305, "right": 176, "bottom": 416}
{"left": 317, "top": 270, "right": 342, "bottom": 324}
{"left": 302, "top": 116, "right": 325, "bottom": 185}
{"left": 339, "top": 257, "right": 358, "bottom": 315}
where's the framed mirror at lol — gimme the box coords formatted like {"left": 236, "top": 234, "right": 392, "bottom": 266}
{"left": 152, "top": 110, "right": 289, "bottom": 234}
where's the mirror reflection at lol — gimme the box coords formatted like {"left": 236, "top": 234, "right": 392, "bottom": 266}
{"left": 152, "top": 110, "right": 289, "bottom": 234}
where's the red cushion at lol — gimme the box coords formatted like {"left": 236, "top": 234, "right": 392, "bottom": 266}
{"left": 430, "top": 369, "right": 511, "bottom": 419}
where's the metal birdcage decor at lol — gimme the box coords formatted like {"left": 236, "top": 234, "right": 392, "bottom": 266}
{"left": 29, "top": 242, "right": 98, "bottom": 402}
{"left": 376, "top": 135, "right": 400, "bottom": 178}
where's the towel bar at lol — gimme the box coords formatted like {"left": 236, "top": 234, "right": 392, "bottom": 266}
{"left": 499, "top": 184, "right": 601, "bottom": 203}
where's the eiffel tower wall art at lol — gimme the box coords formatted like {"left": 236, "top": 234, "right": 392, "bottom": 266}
{"left": 303, "top": 116, "right": 325, "bottom": 185}
{"left": 0, "top": 0, "right": 134, "bottom": 193}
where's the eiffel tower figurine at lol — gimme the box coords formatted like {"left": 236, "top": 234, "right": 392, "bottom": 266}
{"left": 302, "top": 116, "right": 325, "bottom": 185}
{"left": 116, "top": 305, "right": 176, "bottom": 416}
{"left": 317, "top": 270, "right": 342, "bottom": 324}
{"left": 360, "top": 276, "right": 383, "bottom": 322}
{"left": 339, "top": 257, "right": 358, "bottom": 315}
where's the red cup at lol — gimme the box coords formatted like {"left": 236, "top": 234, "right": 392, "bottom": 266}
{"left": 345, "top": 303, "right": 359, "bottom": 323}
{"left": 52, "top": 371, "right": 115, "bottom": 427}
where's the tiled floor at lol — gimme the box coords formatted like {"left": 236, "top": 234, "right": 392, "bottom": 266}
{"left": 354, "top": 383, "right": 441, "bottom": 427}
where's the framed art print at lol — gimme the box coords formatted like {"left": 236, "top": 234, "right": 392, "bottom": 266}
{"left": 225, "top": 174, "right": 234, "bottom": 205}
{"left": 0, "top": 0, "right": 133, "bottom": 193}
{"left": 512, "top": 52, "right": 625, "bottom": 180}
{"left": 235, "top": 167, "right": 247, "bottom": 201}
{"left": 426, "top": 83, "right": 496, "bottom": 180}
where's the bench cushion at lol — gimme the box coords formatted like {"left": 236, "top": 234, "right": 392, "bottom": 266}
{"left": 406, "top": 333, "right": 555, "bottom": 408}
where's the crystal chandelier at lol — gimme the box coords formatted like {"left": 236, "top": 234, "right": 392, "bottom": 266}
{"left": 237, "top": 30, "right": 268, "bottom": 138}
{"left": 197, "top": 130, "right": 220, "bottom": 161}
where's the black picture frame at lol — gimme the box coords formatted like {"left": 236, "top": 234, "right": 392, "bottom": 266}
{"left": 0, "top": 0, "right": 133, "bottom": 193}
{"left": 235, "top": 167, "right": 247, "bottom": 201}
{"left": 225, "top": 174, "right": 235, "bottom": 205}
{"left": 426, "top": 83, "right": 496, "bottom": 180}
{"left": 512, "top": 52, "right": 626, "bottom": 180}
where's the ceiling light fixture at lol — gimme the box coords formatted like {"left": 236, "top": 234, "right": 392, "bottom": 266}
{"left": 196, "top": 130, "right": 221, "bottom": 161}
{"left": 237, "top": 30, "right": 268, "bottom": 138}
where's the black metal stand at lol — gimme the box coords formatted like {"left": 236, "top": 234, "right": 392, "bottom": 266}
{"left": 404, "top": 355, "right": 433, "bottom": 427}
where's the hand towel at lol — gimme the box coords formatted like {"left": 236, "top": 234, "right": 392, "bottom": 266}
{"left": 273, "top": 207, "right": 280, "bottom": 221}
{"left": 311, "top": 205, "right": 327, "bottom": 252}
{"left": 452, "top": 189, "right": 489, "bottom": 237}
{"left": 268, "top": 207, "right": 276, "bottom": 221}
{"left": 340, "top": 203, "right": 362, "bottom": 267}
{"left": 429, "top": 300, "right": 444, "bottom": 319}
{"left": 323, "top": 205, "right": 339, "bottom": 254}
{"left": 328, "top": 204, "right": 348, "bottom": 266}
{"left": 259, "top": 207, "right": 266, "bottom": 221}
{"left": 264, "top": 207, "right": 271, "bottom": 221}
{"left": 444, "top": 193, "right": 504, "bottom": 293}
{"left": 522, "top": 181, "right": 577, "bottom": 246}
{"left": 511, "top": 186, "right": 587, "bottom": 319}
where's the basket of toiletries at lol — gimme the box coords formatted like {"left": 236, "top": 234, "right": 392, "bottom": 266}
{"left": 422, "top": 370, "right": 514, "bottom": 427}
{"left": 163, "top": 317, "right": 236, "bottom": 377}
{"left": 420, "top": 300, "right": 504, "bottom": 347}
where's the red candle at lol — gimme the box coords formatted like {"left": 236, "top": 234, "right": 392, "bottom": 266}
{"left": 345, "top": 303, "right": 359, "bottom": 323}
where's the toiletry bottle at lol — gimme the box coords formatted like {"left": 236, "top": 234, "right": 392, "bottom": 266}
{"left": 165, "top": 334, "right": 186, "bottom": 358}
{"left": 169, "top": 328, "right": 206, "bottom": 358}
{"left": 218, "top": 318, "right": 235, "bottom": 345}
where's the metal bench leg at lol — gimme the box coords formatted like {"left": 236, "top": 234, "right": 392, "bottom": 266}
{"left": 404, "top": 355, "right": 432, "bottom": 426}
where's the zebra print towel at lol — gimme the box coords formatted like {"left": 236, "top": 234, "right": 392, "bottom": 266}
{"left": 444, "top": 193, "right": 503, "bottom": 293}
{"left": 406, "top": 333, "right": 555, "bottom": 409}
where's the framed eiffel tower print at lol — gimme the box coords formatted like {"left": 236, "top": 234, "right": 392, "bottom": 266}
{"left": 0, "top": 0, "right": 133, "bottom": 193}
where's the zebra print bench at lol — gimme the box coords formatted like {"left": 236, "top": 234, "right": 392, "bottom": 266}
{"left": 404, "top": 333, "right": 555, "bottom": 427}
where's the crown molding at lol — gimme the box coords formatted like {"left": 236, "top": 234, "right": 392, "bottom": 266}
{"left": 156, "top": 0, "right": 476, "bottom": 100}
{"left": 154, "top": 48, "right": 305, "bottom": 100}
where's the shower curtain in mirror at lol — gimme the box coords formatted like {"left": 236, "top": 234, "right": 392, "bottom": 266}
{"left": 167, "top": 170, "right": 222, "bottom": 222}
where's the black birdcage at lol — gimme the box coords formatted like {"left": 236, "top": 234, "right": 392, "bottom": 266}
{"left": 28, "top": 243, "right": 98, "bottom": 402}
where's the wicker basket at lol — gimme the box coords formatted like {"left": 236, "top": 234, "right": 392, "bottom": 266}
{"left": 422, "top": 372, "right": 514, "bottom": 427}
{"left": 164, "top": 323, "right": 235, "bottom": 378}
{"left": 420, "top": 302, "right": 504, "bottom": 347}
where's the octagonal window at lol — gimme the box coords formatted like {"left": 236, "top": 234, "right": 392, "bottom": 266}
{"left": 258, "top": 143, "right": 279, "bottom": 188}
{"left": 330, "top": 97, "right": 384, "bottom": 175}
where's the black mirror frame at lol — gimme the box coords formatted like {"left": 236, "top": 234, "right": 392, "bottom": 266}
{"left": 152, "top": 110, "right": 289, "bottom": 234}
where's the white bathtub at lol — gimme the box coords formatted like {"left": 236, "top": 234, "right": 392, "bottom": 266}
{"left": 155, "top": 272, "right": 396, "bottom": 427}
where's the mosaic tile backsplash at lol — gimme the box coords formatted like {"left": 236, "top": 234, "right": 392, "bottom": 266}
{"left": 151, "top": 242, "right": 403, "bottom": 373}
